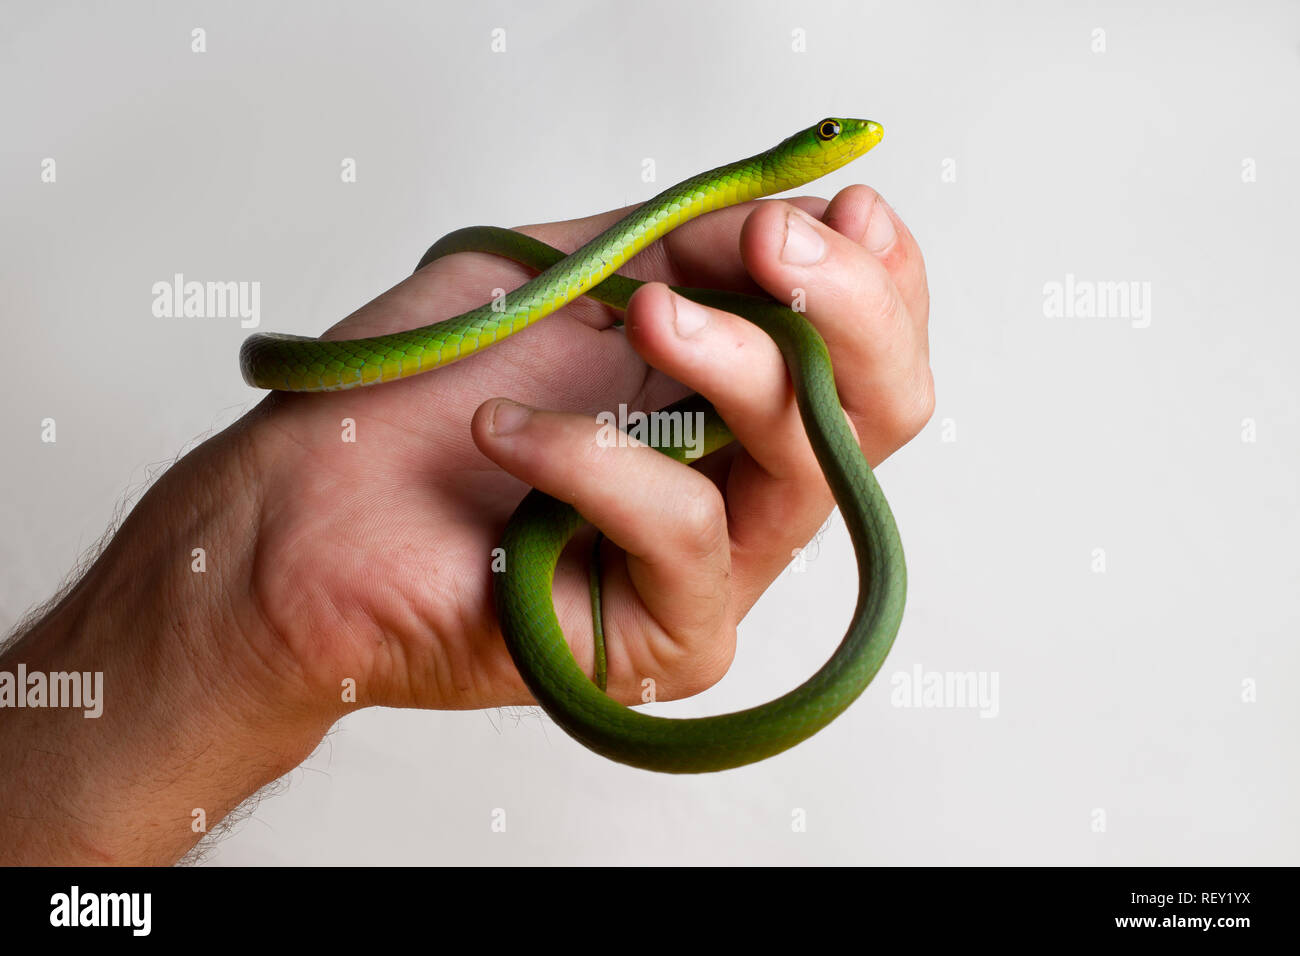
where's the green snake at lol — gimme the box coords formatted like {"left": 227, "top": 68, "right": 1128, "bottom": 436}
{"left": 240, "top": 118, "right": 906, "bottom": 773}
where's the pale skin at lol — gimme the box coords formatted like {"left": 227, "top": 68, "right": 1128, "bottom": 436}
{"left": 0, "top": 185, "right": 932, "bottom": 864}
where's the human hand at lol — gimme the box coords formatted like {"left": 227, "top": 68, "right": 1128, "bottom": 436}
{"left": 0, "top": 184, "right": 931, "bottom": 863}
{"left": 238, "top": 184, "right": 932, "bottom": 714}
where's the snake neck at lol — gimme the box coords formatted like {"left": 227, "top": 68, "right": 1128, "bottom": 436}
{"left": 474, "top": 152, "right": 776, "bottom": 334}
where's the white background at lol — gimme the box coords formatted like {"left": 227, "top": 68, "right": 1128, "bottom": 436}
{"left": 2, "top": 1, "right": 1297, "bottom": 864}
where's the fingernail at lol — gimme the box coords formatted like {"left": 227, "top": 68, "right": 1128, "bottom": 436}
{"left": 491, "top": 400, "right": 532, "bottom": 436}
{"left": 673, "top": 293, "right": 709, "bottom": 338}
{"left": 781, "top": 209, "right": 826, "bottom": 266}
{"left": 864, "top": 196, "right": 897, "bottom": 255}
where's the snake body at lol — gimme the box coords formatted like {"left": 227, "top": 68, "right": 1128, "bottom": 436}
{"left": 241, "top": 118, "right": 906, "bottom": 773}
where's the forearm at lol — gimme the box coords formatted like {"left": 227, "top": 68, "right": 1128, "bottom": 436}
{"left": 0, "top": 423, "right": 332, "bottom": 865}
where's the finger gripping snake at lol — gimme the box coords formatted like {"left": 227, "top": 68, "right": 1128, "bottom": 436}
{"left": 240, "top": 118, "right": 906, "bottom": 773}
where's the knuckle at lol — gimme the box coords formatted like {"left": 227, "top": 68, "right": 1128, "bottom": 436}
{"left": 632, "top": 612, "right": 736, "bottom": 702}
{"left": 890, "top": 366, "right": 936, "bottom": 439}
{"left": 673, "top": 478, "right": 728, "bottom": 557}
{"left": 862, "top": 276, "right": 906, "bottom": 337}
{"left": 672, "top": 629, "right": 737, "bottom": 697}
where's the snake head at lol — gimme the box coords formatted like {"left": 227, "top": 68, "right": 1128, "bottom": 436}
{"left": 767, "top": 117, "right": 884, "bottom": 189}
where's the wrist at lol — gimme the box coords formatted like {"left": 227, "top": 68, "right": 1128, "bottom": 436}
{"left": 0, "top": 414, "right": 334, "bottom": 863}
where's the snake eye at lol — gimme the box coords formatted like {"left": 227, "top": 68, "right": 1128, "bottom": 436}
{"left": 816, "top": 119, "right": 841, "bottom": 141}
